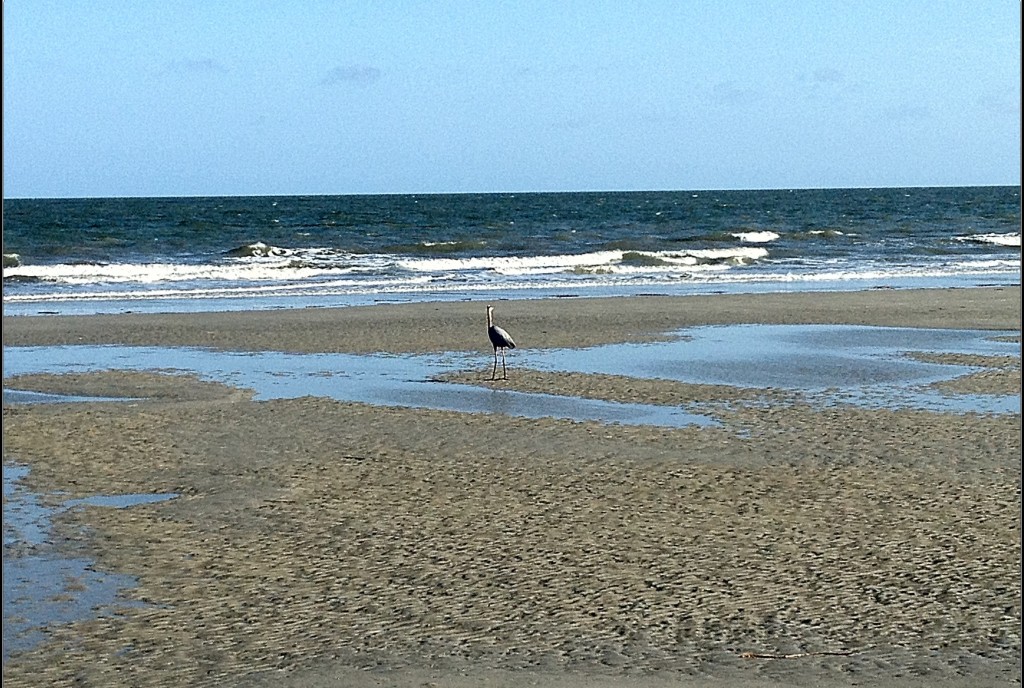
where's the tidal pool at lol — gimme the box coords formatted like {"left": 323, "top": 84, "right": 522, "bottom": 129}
{"left": 2, "top": 323, "right": 1018, "bottom": 660}
{"left": 2, "top": 463, "right": 178, "bottom": 662}
{"left": 3, "top": 324, "right": 1018, "bottom": 418}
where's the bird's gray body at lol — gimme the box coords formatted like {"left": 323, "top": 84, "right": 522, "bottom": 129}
{"left": 486, "top": 305, "right": 515, "bottom": 379}
{"left": 488, "top": 324, "right": 515, "bottom": 350}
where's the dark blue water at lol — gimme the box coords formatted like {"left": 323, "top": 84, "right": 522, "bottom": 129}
{"left": 3, "top": 187, "right": 1020, "bottom": 314}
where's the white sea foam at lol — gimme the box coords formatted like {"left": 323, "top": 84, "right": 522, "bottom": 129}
{"left": 731, "top": 231, "right": 780, "bottom": 243}
{"left": 661, "top": 247, "right": 769, "bottom": 263}
{"left": 5, "top": 245, "right": 401, "bottom": 286}
{"left": 397, "top": 250, "right": 626, "bottom": 273}
{"left": 2, "top": 260, "right": 376, "bottom": 285}
{"left": 954, "top": 232, "right": 1020, "bottom": 247}
{"left": 399, "top": 248, "right": 769, "bottom": 275}
{"left": 8, "top": 243, "right": 1016, "bottom": 302}
{"left": 3, "top": 245, "right": 1018, "bottom": 309}
{"left": 2, "top": 274, "right": 440, "bottom": 302}
{"left": 225, "top": 242, "right": 293, "bottom": 257}
{"left": 6, "top": 255, "right": 1011, "bottom": 302}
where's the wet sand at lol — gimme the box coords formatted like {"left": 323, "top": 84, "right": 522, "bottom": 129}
{"left": 4, "top": 286, "right": 1021, "bottom": 353}
{"left": 2, "top": 287, "right": 1021, "bottom": 687}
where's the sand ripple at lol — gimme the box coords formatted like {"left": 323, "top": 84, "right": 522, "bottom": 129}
{"left": 3, "top": 377, "right": 1020, "bottom": 686}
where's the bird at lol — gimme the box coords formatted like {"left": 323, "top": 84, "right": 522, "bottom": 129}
{"left": 486, "top": 304, "right": 516, "bottom": 380}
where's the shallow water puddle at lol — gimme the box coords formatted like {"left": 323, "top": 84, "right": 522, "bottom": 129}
{"left": 2, "top": 389, "right": 139, "bottom": 405}
{"left": 2, "top": 324, "right": 1019, "bottom": 421}
{"left": 2, "top": 346, "right": 718, "bottom": 428}
{"left": 2, "top": 463, "right": 178, "bottom": 662}
{"left": 1, "top": 324, "right": 1018, "bottom": 660}
{"left": 530, "top": 324, "right": 1021, "bottom": 414}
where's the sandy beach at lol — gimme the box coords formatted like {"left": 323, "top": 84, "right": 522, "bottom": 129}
{"left": 2, "top": 287, "right": 1021, "bottom": 687}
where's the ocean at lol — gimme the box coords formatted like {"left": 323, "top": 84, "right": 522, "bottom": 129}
{"left": 2, "top": 186, "right": 1020, "bottom": 316}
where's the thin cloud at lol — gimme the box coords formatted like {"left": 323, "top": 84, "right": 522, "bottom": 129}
{"left": 320, "top": 65, "right": 381, "bottom": 86}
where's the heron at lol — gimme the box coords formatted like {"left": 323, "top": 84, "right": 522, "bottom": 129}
{"left": 486, "top": 304, "right": 516, "bottom": 380}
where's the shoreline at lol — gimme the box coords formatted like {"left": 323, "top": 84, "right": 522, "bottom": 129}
{"left": 3, "top": 286, "right": 1020, "bottom": 354}
{"left": 3, "top": 286, "right": 1021, "bottom": 687}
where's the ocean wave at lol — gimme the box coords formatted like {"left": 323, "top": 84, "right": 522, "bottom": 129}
{"left": 398, "top": 248, "right": 768, "bottom": 275}
{"left": 1, "top": 274, "right": 442, "bottom": 303}
{"left": 4, "top": 188, "right": 1019, "bottom": 314}
{"left": 5, "top": 244, "right": 1015, "bottom": 295}
{"left": 731, "top": 231, "right": 780, "bottom": 243}
{"left": 954, "top": 232, "right": 1020, "bottom": 247}
{"left": 3, "top": 243, "right": 1017, "bottom": 309}
{"left": 663, "top": 247, "right": 769, "bottom": 264}
{"left": 383, "top": 239, "right": 489, "bottom": 254}
{"left": 224, "top": 242, "right": 293, "bottom": 257}
{"left": 5, "top": 256, "right": 1017, "bottom": 306}
{"left": 1, "top": 260, "right": 374, "bottom": 285}
{"left": 2, "top": 274, "right": 45, "bottom": 284}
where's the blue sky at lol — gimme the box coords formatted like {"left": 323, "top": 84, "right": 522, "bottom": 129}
{"left": 3, "top": 1, "right": 1020, "bottom": 198}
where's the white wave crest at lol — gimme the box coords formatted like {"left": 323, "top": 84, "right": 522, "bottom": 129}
{"left": 954, "top": 232, "right": 1020, "bottom": 247}
{"left": 731, "top": 231, "right": 780, "bottom": 243}
{"left": 397, "top": 251, "right": 625, "bottom": 273}
{"left": 225, "top": 241, "right": 294, "bottom": 257}
{"left": 2, "top": 260, "right": 367, "bottom": 285}
{"left": 5, "top": 246, "right": 771, "bottom": 287}
{"left": 399, "top": 248, "right": 768, "bottom": 275}
{"left": 5, "top": 256, "right": 1019, "bottom": 307}
{"left": 661, "top": 247, "right": 769, "bottom": 263}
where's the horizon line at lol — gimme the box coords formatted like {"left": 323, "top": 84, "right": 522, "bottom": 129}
{"left": 4, "top": 182, "right": 1021, "bottom": 202}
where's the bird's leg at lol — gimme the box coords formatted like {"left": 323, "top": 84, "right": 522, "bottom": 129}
{"left": 492, "top": 348, "right": 499, "bottom": 380}
{"left": 501, "top": 348, "right": 508, "bottom": 380}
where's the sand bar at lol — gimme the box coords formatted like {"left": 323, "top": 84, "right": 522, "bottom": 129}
{"left": 2, "top": 287, "right": 1021, "bottom": 688}
{"left": 4, "top": 286, "right": 1021, "bottom": 354}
